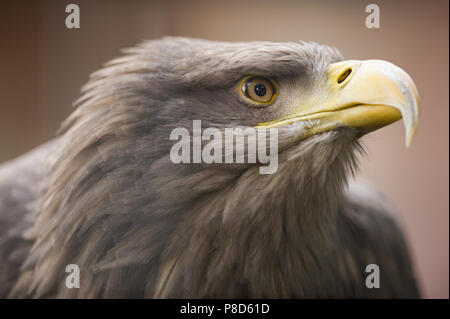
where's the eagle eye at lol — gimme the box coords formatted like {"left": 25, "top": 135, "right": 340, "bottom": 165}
{"left": 239, "top": 76, "right": 277, "bottom": 106}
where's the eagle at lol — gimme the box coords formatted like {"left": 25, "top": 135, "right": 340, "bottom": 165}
{"left": 0, "top": 37, "right": 420, "bottom": 298}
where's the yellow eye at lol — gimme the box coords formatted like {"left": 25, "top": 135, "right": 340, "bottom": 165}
{"left": 239, "top": 76, "right": 277, "bottom": 105}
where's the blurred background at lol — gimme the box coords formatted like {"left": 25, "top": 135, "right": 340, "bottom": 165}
{"left": 0, "top": 0, "right": 448, "bottom": 298}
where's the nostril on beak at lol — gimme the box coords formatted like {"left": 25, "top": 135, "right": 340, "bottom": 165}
{"left": 337, "top": 68, "right": 352, "bottom": 84}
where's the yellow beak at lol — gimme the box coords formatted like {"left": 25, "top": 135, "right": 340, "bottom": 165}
{"left": 256, "top": 60, "right": 420, "bottom": 147}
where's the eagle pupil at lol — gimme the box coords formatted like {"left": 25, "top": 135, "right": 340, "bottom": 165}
{"left": 254, "top": 84, "right": 267, "bottom": 97}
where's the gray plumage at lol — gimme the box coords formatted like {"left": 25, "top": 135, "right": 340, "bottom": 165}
{"left": 0, "top": 37, "right": 419, "bottom": 298}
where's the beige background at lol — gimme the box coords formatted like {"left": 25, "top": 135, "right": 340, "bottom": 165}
{"left": 0, "top": 0, "right": 448, "bottom": 298}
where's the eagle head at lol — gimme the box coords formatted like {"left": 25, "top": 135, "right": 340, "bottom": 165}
{"left": 18, "top": 37, "right": 420, "bottom": 298}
